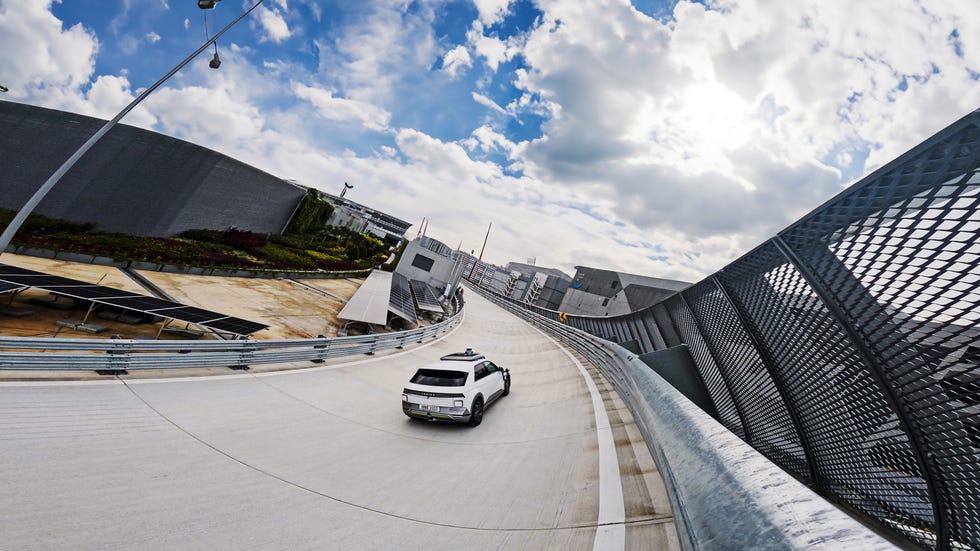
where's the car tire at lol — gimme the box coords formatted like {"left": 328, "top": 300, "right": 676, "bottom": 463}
{"left": 503, "top": 376, "right": 511, "bottom": 396}
{"left": 468, "top": 397, "right": 484, "bottom": 427}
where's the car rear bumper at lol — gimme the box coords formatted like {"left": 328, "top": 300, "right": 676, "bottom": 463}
{"left": 402, "top": 402, "right": 470, "bottom": 423}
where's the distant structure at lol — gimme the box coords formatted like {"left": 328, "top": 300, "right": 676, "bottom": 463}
{"left": 558, "top": 266, "right": 690, "bottom": 316}
{"left": 459, "top": 253, "right": 571, "bottom": 311}
{"left": 319, "top": 191, "right": 412, "bottom": 246}
{"left": 394, "top": 236, "right": 464, "bottom": 296}
{"left": 0, "top": 102, "right": 306, "bottom": 237}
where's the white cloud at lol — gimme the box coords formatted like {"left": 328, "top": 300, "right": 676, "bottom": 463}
{"left": 471, "top": 92, "right": 507, "bottom": 115}
{"left": 292, "top": 82, "right": 391, "bottom": 131}
{"left": 441, "top": 45, "right": 472, "bottom": 77}
{"left": 473, "top": 0, "right": 513, "bottom": 26}
{"left": 7, "top": 0, "right": 980, "bottom": 282}
{"left": 316, "top": 3, "right": 439, "bottom": 107}
{"left": 255, "top": 5, "right": 291, "bottom": 43}
{"left": 466, "top": 22, "right": 511, "bottom": 72}
{"left": 511, "top": 0, "right": 980, "bottom": 275}
{"left": 465, "top": 125, "right": 518, "bottom": 157}
{"left": 145, "top": 31, "right": 161, "bottom": 43}
{"left": 183, "top": 18, "right": 189, "bottom": 30}
{"left": 0, "top": 1, "right": 99, "bottom": 99}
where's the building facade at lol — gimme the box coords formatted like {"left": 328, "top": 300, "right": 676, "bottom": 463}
{"left": 459, "top": 254, "right": 571, "bottom": 311}
{"left": 319, "top": 191, "right": 412, "bottom": 245}
{"left": 558, "top": 266, "right": 690, "bottom": 317}
{"left": 0, "top": 101, "right": 306, "bottom": 237}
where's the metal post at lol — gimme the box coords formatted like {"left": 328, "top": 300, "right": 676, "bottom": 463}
{"left": 469, "top": 222, "right": 492, "bottom": 280}
{"left": 0, "top": 0, "right": 266, "bottom": 256}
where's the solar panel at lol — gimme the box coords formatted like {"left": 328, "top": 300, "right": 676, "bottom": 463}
{"left": 337, "top": 270, "right": 392, "bottom": 325}
{"left": 151, "top": 306, "right": 227, "bottom": 324}
{"left": 388, "top": 272, "right": 418, "bottom": 325}
{"left": 0, "top": 263, "right": 268, "bottom": 337}
{"left": 0, "top": 264, "right": 40, "bottom": 276}
{"left": 201, "top": 316, "right": 269, "bottom": 335}
{"left": 43, "top": 285, "right": 143, "bottom": 300}
{"left": 0, "top": 281, "right": 26, "bottom": 294}
{"left": 0, "top": 274, "right": 86, "bottom": 287}
{"left": 102, "top": 296, "right": 183, "bottom": 312}
{"left": 410, "top": 279, "right": 445, "bottom": 313}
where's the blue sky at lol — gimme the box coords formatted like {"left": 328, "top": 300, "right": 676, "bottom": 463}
{"left": 1, "top": 0, "right": 978, "bottom": 281}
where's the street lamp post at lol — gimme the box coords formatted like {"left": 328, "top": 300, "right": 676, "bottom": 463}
{"left": 0, "top": 0, "right": 265, "bottom": 257}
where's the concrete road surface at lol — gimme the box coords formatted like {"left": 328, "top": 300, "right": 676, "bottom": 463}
{"left": 0, "top": 291, "right": 677, "bottom": 550}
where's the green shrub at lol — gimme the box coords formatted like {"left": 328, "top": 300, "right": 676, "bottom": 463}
{"left": 285, "top": 189, "right": 334, "bottom": 234}
{"left": 179, "top": 229, "right": 225, "bottom": 244}
{"left": 253, "top": 243, "right": 316, "bottom": 269}
{"left": 224, "top": 229, "right": 267, "bottom": 249}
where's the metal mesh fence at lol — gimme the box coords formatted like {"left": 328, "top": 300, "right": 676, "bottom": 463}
{"left": 683, "top": 278, "right": 810, "bottom": 480}
{"left": 664, "top": 293, "right": 746, "bottom": 440}
{"left": 718, "top": 241, "right": 935, "bottom": 544}
{"left": 547, "top": 109, "right": 979, "bottom": 549}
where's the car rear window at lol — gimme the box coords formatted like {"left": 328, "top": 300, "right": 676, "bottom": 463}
{"left": 410, "top": 369, "right": 468, "bottom": 386}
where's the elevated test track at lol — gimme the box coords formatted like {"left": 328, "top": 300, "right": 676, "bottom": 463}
{"left": 0, "top": 290, "right": 676, "bottom": 550}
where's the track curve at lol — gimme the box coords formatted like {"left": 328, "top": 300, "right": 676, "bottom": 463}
{"left": 0, "top": 291, "right": 675, "bottom": 550}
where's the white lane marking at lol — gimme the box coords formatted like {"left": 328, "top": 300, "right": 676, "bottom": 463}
{"left": 532, "top": 326, "right": 626, "bottom": 551}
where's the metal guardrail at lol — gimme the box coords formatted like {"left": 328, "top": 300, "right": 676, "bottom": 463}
{"left": 469, "top": 283, "right": 898, "bottom": 551}
{"left": 0, "top": 300, "right": 463, "bottom": 372}
{"left": 475, "top": 109, "right": 980, "bottom": 550}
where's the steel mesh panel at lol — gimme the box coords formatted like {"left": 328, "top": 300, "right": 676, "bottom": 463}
{"left": 684, "top": 279, "right": 809, "bottom": 480}
{"left": 781, "top": 119, "right": 980, "bottom": 549}
{"left": 627, "top": 314, "right": 654, "bottom": 352}
{"left": 665, "top": 294, "right": 746, "bottom": 439}
{"left": 719, "top": 242, "right": 935, "bottom": 538}
{"left": 651, "top": 302, "right": 682, "bottom": 347}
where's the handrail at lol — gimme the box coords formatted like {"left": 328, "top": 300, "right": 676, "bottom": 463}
{"left": 467, "top": 282, "right": 898, "bottom": 551}
{"left": 0, "top": 298, "right": 463, "bottom": 372}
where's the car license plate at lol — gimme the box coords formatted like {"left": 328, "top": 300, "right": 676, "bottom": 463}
{"left": 422, "top": 404, "right": 439, "bottom": 412}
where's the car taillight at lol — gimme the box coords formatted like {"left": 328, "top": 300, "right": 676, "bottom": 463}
{"left": 454, "top": 399, "right": 464, "bottom": 407}
{"left": 401, "top": 394, "right": 408, "bottom": 402}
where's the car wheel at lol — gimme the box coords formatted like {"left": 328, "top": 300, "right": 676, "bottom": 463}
{"left": 503, "top": 376, "right": 511, "bottom": 396}
{"left": 468, "top": 397, "right": 484, "bottom": 427}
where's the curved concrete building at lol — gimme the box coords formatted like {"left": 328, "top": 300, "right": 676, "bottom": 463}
{"left": 0, "top": 101, "right": 306, "bottom": 236}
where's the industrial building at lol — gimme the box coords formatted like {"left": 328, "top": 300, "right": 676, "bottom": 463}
{"left": 459, "top": 254, "right": 571, "bottom": 311}
{"left": 0, "top": 102, "right": 413, "bottom": 248}
{"left": 319, "top": 191, "right": 413, "bottom": 246}
{"left": 0, "top": 101, "right": 306, "bottom": 237}
{"left": 558, "top": 266, "right": 690, "bottom": 316}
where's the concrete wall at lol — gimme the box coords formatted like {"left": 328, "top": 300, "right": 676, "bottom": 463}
{"left": 0, "top": 101, "right": 306, "bottom": 236}
{"left": 394, "top": 237, "right": 456, "bottom": 290}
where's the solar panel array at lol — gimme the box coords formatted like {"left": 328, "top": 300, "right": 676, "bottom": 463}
{"left": 388, "top": 272, "right": 418, "bottom": 326}
{"left": 0, "top": 263, "right": 268, "bottom": 336}
{"left": 409, "top": 279, "right": 445, "bottom": 313}
{"left": 0, "top": 281, "right": 26, "bottom": 295}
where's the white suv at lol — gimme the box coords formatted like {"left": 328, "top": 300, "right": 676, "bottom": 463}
{"left": 402, "top": 348, "right": 511, "bottom": 426}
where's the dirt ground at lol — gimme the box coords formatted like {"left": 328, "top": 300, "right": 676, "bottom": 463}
{"left": 0, "top": 253, "right": 365, "bottom": 340}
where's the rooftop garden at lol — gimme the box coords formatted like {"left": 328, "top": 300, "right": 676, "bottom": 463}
{"left": 0, "top": 208, "right": 390, "bottom": 273}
